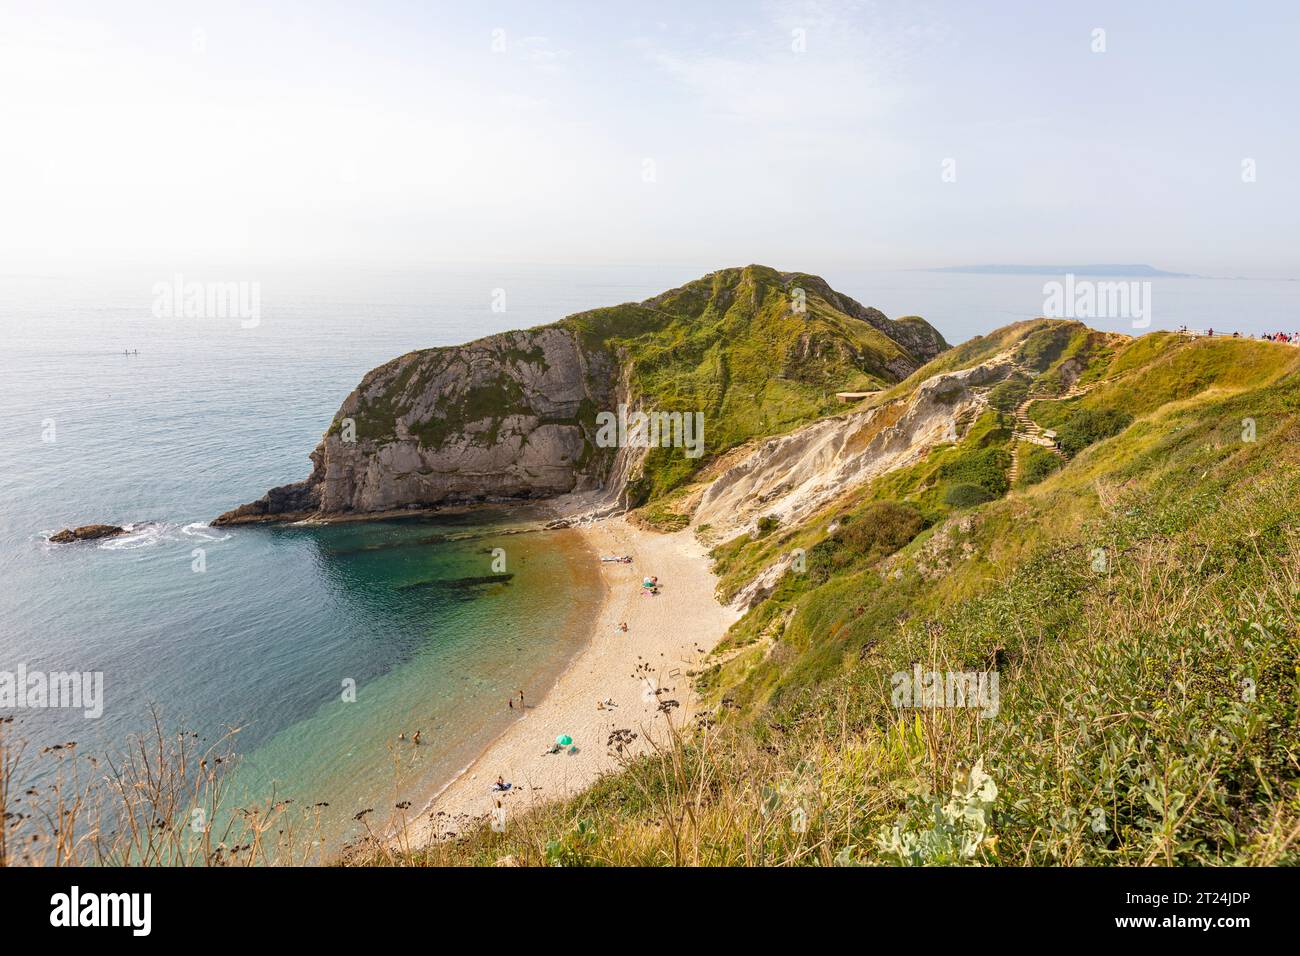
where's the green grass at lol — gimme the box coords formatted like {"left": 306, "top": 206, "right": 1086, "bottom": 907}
{"left": 704, "top": 333, "right": 1300, "bottom": 715}
{"left": 986, "top": 373, "right": 1031, "bottom": 412}
{"left": 1014, "top": 444, "right": 1061, "bottom": 487}
{"left": 1051, "top": 406, "right": 1134, "bottom": 457}
{"left": 386, "top": 454, "right": 1300, "bottom": 866}
{"left": 603, "top": 266, "right": 948, "bottom": 501}
{"left": 363, "top": 331, "right": 1300, "bottom": 868}
{"left": 939, "top": 445, "right": 1012, "bottom": 497}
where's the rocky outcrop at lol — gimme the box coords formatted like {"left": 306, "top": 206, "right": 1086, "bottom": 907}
{"left": 215, "top": 325, "right": 617, "bottom": 525}
{"left": 50, "top": 524, "right": 127, "bottom": 543}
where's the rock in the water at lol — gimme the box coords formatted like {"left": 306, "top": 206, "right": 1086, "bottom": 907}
{"left": 49, "top": 524, "right": 127, "bottom": 544}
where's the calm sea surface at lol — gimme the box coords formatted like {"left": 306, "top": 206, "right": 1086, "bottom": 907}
{"left": 1, "top": 262, "right": 1295, "bottom": 850}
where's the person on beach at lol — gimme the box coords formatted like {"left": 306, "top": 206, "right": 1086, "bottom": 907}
{"left": 412, "top": 730, "right": 421, "bottom": 745}
{"left": 508, "top": 698, "right": 514, "bottom": 710}
{"left": 518, "top": 690, "right": 525, "bottom": 707}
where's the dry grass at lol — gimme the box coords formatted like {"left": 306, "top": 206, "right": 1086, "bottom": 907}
{"left": 0, "top": 708, "right": 345, "bottom": 866}
{"left": 384, "top": 468, "right": 1300, "bottom": 867}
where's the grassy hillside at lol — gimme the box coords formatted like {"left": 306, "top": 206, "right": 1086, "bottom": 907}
{"left": 326, "top": 266, "right": 946, "bottom": 512}
{"left": 707, "top": 329, "right": 1298, "bottom": 711}
{"left": 390, "top": 328, "right": 1300, "bottom": 867}
{"left": 330, "top": 267, "right": 947, "bottom": 515}
{"left": 565, "top": 265, "right": 948, "bottom": 502}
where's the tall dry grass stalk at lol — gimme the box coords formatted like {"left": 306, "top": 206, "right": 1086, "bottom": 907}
{"left": 0, "top": 707, "right": 345, "bottom": 866}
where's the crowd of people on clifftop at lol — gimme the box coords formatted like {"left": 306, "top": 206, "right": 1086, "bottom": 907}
{"left": 1179, "top": 325, "right": 1300, "bottom": 343}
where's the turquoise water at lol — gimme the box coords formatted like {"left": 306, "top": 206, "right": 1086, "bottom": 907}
{"left": 0, "top": 263, "right": 686, "bottom": 852}
{"left": 212, "top": 510, "right": 602, "bottom": 850}
{"left": 2, "top": 262, "right": 1296, "bottom": 852}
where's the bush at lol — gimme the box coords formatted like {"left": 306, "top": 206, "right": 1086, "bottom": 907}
{"left": 877, "top": 761, "right": 999, "bottom": 865}
{"left": 1018, "top": 446, "right": 1062, "bottom": 486}
{"left": 944, "top": 482, "right": 995, "bottom": 508}
{"left": 939, "top": 447, "right": 1011, "bottom": 497}
{"left": 805, "top": 501, "right": 927, "bottom": 583}
{"left": 838, "top": 502, "right": 926, "bottom": 561}
{"left": 756, "top": 515, "right": 780, "bottom": 536}
{"left": 805, "top": 537, "right": 845, "bottom": 583}
{"left": 1055, "top": 407, "right": 1133, "bottom": 457}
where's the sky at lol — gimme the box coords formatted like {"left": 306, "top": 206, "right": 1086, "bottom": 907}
{"left": 1, "top": 0, "right": 1296, "bottom": 276}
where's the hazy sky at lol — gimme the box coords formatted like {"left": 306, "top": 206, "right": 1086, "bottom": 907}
{"left": 1, "top": 0, "right": 1296, "bottom": 275}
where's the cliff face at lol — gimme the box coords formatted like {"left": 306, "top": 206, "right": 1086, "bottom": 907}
{"left": 213, "top": 265, "right": 949, "bottom": 525}
{"left": 214, "top": 326, "right": 617, "bottom": 524}
{"left": 692, "top": 356, "right": 1013, "bottom": 547}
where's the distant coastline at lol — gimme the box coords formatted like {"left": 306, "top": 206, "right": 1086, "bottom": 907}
{"left": 923, "top": 263, "right": 1195, "bottom": 278}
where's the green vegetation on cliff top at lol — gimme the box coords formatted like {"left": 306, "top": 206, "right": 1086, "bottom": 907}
{"left": 566, "top": 265, "right": 948, "bottom": 500}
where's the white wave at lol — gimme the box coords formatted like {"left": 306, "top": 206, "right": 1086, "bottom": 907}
{"left": 98, "top": 522, "right": 172, "bottom": 550}
{"left": 36, "top": 519, "right": 230, "bottom": 551}
{"left": 181, "top": 521, "right": 232, "bottom": 542}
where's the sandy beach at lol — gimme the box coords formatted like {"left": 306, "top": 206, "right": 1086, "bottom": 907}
{"left": 406, "top": 514, "right": 739, "bottom": 846}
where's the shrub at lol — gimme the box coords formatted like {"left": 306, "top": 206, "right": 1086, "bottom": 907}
{"left": 756, "top": 515, "right": 780, "bottom": 536}
{"left": 805, "top": 537, "right": 844, "bottom": 583}
{"left": 939, "top": 447, "right": 1011, "bottom": 498}
{"left": 876, "top": 760, "right": 999, "bottom": 866}
{"left": 1018, "top": 446, "right": 1062, "bottom": 486}
{"left": 1055, "top": 407, "right": 1133, "bottom": 457}
{"left": 544, "top": 819, "right": 600, "bottom": 867}
{"left": 838, "top": 502, "right": 926, "bottom": 561}
{"left": 944, "top": 482, "right": 995, "bottom": 508}
{"left": 805, "top": 501, "right": 927, "bottom": 584}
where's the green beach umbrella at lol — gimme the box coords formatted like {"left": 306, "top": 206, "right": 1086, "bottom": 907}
{"left": 556, "top": 734, "right": 573, "bottom": 747}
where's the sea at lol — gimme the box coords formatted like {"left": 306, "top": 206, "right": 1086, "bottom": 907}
{"left": 1, "top": 261, "right": 1296, "bottom": 852}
